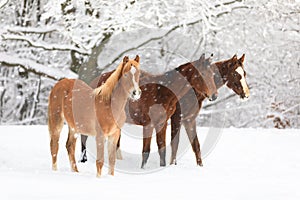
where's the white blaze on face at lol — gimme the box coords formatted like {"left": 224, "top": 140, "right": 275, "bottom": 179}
{"left": 235, "top": 67, "right": 250, "bottom": 98}
{"left": 130, "top": 66, "right": 141, "bottom": 99}
{"left": 130, "top": 66, "right": 138, "bottom": 90}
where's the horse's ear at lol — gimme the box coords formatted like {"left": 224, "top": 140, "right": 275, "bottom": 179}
{"left": 123, "top": 56, "right": 129, "bottom": 65}
{"left": 204, "top": 54, "right": 213, "bottom": 68}
{"left": 134, "top": 55, "right": 140, "bottom": 63}
{"left": 239, "top": 54, "right": 245, "bottom": 63}
{"left": 232, "top": 54, "right": 237, "bottom": 60}
{"left": 199, "top": 53, "right": 205, "bottom": 61}
{"left": 208, "top": 53, "right": 214, "bottom": 63}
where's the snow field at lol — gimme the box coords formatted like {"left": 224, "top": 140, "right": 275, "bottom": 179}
{"left": 0, "top": 125, "right": 299, "bottom": 200}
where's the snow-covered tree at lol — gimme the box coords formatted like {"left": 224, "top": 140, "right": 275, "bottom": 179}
{"left": 0, "top": 0, "right": 299, "bottom": 127}
{"left": 0, "top": 0, "right": 246, "bottom": 124}
{"left": 200, "top": 0, "right": 300, "bottom": 128}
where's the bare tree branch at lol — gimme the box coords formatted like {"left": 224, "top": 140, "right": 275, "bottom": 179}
{"left": 7, "top": 26, "right": 58, "bottom": 34}
{"left": 103, "top": 3, "right": 248, "bottom": 69}
{"left": 215, "top": 5, "right": 249, "bottom": 18}
{"left": 102, "top": 18, "right": 205, "bottom": 69}
{"left": 215, "top": 0, "right": 243, "bottom": 8}
{"left": 0, "top": 0, "right": 9, "bottom": 9}
{"left": 202, "top": 93, "right": 236, "bottom": 110}
{"left": 1, "top": 34, "right": 90, "bottom": 55}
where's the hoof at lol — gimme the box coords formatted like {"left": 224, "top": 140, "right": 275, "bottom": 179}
{"left": 71, "top": 163, "right": 79, "bottom": 172}
{"left": 72, "top": 168, "right": 79, "bottom": 172}
{"left": 116, "top": 148, "right": 123, "bottom": 160}
{"left": 52, "top": 164, "right": 57, "bottom": 171}
{"left": 79, "top": 158, "right": 87, "bottom": 163}
{"left": 108, "top": 168, "right": 114, "bottom": 176}
{"left": 197, "top": 161, "right": 203, "bottom": 167}
{"left": 170, "top": 160, "right": 177, "bottom": 165}
{"left": 79, "top": 150, "right": 87, "bottom": 163}
{"left": 141, "top": 152, "right": 150, "bottom": 169}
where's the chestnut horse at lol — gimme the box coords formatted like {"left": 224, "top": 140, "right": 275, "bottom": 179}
{"left": 80, "top": 54, "right": 218, "bottom": 168}
{"left": 48, "top": 55, "right": 141, "bottom": 177}
{"left": 169, "top": 54, "right": 250, "bottom": 166}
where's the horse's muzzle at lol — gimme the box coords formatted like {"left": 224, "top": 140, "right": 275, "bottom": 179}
{"left": 208, "top": 93, "right": 218, "bottom": 101}
{"left": 240, "top": 92, "right": 249, "bottom": 100}
{"left": 131, "top": 89, "right": 141, "bottom": 100}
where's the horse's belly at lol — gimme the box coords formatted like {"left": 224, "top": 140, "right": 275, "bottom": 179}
{"left": 67, "top": 116, "right": 97, "bottom": 136}
{"left": 75, "top": 124, "right": 97, "bottom": 136}
{"left": 99, "top": 116, "right": 126, "bottom": 136}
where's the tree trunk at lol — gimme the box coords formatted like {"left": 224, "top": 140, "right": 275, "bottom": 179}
{"left": 77, "top": 33, "right": 112, "bottom": 84}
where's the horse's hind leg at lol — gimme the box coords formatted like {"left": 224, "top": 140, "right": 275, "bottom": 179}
{"left": 155, "top": 123, "right": 167, "bottom": 167}
{"left": 107, "top": 129, "right": 121, "bottom": 176}
{"left": 50, "top": 133, "right": 60, "bottom": 171}
{"left": 66, "top": 126, "right": 79, "bottom": 172}
{"left": 96, "top": 132, "right": 105, "bottom": 177}
{"left": 49, "top": 114, "right": 64, "bottom": 171}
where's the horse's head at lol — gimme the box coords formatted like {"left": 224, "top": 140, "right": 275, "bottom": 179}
{"left": 225, "top": 54, "right": 250, "bottom": 99}
{"left": 121, "top": 55, "right": 142, "bottom": 100}
{"left": 195, "top": 54, "right": 218, "bottom": 101}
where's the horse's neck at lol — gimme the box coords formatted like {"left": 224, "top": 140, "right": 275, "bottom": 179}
{"left": 175, "top": 64, "right": 204, "bottom": 98}
{"left": 213, "top": 60, "right": 231, "bottom": 89}
{"left": 111, "top": 81, "right": 129, "bottom": 112}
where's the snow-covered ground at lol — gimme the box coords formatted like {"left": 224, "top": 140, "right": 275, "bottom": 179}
{"left": 0, "top": 125, "right": 299, "bottom": 200}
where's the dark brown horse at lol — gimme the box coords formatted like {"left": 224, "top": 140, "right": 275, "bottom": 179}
{"left": 80, "top": 54, "right": 218, "bottom": 167}
{"left": 169, "top": 54, "right": 250, "bottom": 166}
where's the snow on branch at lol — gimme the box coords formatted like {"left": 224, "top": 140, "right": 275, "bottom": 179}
{"left": 101, "top": 0, "right": 248, "bottom": 68}
{"left": 102, "top": 16, "right": 219, "bottom": 68}
{"left": 0, "top": 53, "right": 77, "bottom": 80}
{"left": 1, "top": 34, "right": 90, "bottom": 55}
{"left": 0, "top": 0, "right": 8, "bottom": 9}
{"left": 215, "top": 0, "right": 244, "bottom": 7}
{"left": 7, "top": 26, "right": 59, "bottom": 34}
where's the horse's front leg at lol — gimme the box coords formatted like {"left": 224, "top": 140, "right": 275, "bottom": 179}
{"left": 107, "top": 129, "right": 121, "bottom": 176}
{"left": 141, "top": 125, "right": 154, "bottom": 168}
{"left": 183, "top": 119, "right": 203, "bottom": 166}
{"left": 96, "top": 132, "right": 105, "bottom": 177}
{"left": 66, "top": 126, "right": 79, "bottom": 172}
{"left": 155, "top": 123, "right": 167, "bottom": 167}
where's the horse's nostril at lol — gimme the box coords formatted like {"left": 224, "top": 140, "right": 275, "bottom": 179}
{"left": 210, "top": 94, "right": 217, "bottom": 101}
{"left": 133, "top": 90, "right": 136, "bottom": 96}
{"left": 214, "top": 94, "right": 217, "bottom": 100}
